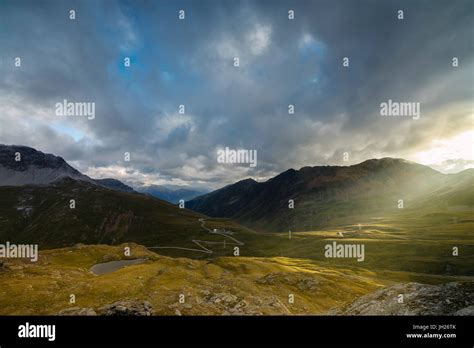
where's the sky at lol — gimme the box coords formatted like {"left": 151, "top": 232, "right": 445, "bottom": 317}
{"left": 0, "top": 0, "right": 473, "bottom": 190}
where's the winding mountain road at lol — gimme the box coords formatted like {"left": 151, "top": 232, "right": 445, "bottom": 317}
{"left": 147, "top": 218, "right": 244, "bottom": 255}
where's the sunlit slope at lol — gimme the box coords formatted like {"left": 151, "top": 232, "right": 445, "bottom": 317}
{"left": 188, "top": 159, "right": 472, "bottom": 232}
{"left": 0, "top": 244, "right": 386, "bottom": 315}
{"left": 256, "top": 210, "right": 474, "bottom": 278}
{"left": 0, "top": 241, "right": 471, "bottom": 315}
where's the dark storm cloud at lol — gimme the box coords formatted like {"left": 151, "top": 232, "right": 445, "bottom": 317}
{"left": 0, "top": 0, "right": 472, "bottom": 188}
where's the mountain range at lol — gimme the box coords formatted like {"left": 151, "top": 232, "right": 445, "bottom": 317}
{"left": 136, "top": 185, "right": 206, "bottom": 204}
{"left": 0, "top": 144, "right": 253, "bottom": 252}
{"left": 0, "top": 144, "right": 207, "bottom": 203}
{"left": 187, "top": 158, "right": 473, "bottom": 232}
{"left": 1, "top": 144, "right": 472, "bottom": 246}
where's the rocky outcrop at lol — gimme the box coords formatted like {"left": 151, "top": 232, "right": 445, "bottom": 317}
{"left": 98, "top": 300, "right": 154, "bottom": 316}
{"left": 57, "top": 300, "right": 154, "bottom": 316}
{"left": 0, "top": 145, "right": 92, "bottom": 186}
{"left": 0, "top": 145, "right": 134, "bottom": 193}
{"left": 339, "top": 282, "right": 474, "bottom": 315}
{"left": 453, "top": 305, "right": 474, "bottom": 316}
{"left": 256, "top": 272, "right": 319, "bottom": 290}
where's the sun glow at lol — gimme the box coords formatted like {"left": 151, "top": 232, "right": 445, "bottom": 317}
{"left": 412, "top": 130, "right": 474, "bottom": 167}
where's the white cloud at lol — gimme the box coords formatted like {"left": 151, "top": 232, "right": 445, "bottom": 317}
{"left": 153, "top": 111, "right": 196, "bottom": 139}
{"left": 117, "top": 11, "right": 139, "bottom": 51}
{"left": 213, "top": 37, "right": 240, "bottom": 60}
{"left": 246, "top": 24, "right": 272, "bottom": 55}
{"left": 299, "top": 32, "right": 315, "bottom": 48}
{"left": 84, "top": 164, "right": 188, "bottom": 187}
{"left": 208, "top": 23, "right": 272, "bottom": 62}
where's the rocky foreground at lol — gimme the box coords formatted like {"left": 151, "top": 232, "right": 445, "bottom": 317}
{"left": 57, "top": 282, "right": 474, "bottom": 316}
{"left": 339, "top": 282, "right": 474, "bottom": 315}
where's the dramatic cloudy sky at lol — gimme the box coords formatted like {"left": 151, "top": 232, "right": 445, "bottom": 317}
{"left": 0, "top": 0, "right": 473, "bottom": 189}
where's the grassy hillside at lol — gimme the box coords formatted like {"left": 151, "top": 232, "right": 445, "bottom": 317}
{"left": 0, "top": 178, "right": 256, "bottom": 256}
{"left": 0, "top": 202, "right": 472, "bottom": 315}
{"left": 0, "top": 243, "right": 387, "bottom": 315}
{"left": 259, "top": 209, "right": 474, "bottom": 278}
{"left": 187, "top": 160, "right": 472, "bottom": 233}
{"left": 1, "top": 216, "right": 472, "bottom": 316}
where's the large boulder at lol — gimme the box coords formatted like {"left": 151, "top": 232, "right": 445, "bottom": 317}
{"left": 339, "top": 282, "right": 474, "bottom": 315}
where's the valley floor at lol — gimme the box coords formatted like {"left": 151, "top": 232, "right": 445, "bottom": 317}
{"left": 1, "top": 208, "right": 473, "bottom": 315}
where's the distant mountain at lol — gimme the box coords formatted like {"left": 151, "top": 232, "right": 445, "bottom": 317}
{"left": 0, "top": 145, "right": 134, "bottom": 194}
{"left": 187, "top": 158, "right": 473, "bottom": 232}
{"left": 0, "top": 144, "right": 93, "bottom": 186}
{"left": 415, "top": 168, "right": 474, "bottom": 207}
{"left": 95, "top": 178, "right": 136, "bottom": 193}
{"left": 137, "top": 184, "right": 206, "bottom": 204}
